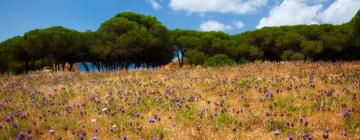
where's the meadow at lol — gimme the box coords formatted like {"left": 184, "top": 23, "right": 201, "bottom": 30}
{"left": 0, "top": 61, "right": 359, "bottom": 140}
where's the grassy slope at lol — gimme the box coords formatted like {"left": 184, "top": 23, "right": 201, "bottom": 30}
{"left": 0, "top": 62, "right": 360, "bottom": 140}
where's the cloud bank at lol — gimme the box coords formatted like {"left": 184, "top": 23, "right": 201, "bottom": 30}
{"left": 257, "top": 0, "right": 360, "bottom": 29}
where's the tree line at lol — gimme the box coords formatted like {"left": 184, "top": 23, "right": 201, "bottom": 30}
{"left": 1, "top": 10, "right": 360, "bottom": 73}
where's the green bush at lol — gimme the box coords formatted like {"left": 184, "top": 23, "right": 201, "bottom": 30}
{"left": 204, "top": 54, "right": 235, "bottom": 67}
{"left": 185, "top": 49, "right": 207, "bottom": 65}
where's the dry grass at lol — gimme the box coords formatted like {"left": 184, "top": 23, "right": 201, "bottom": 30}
{"left": 0, "top": 61, "right": 360, "bottom": 140}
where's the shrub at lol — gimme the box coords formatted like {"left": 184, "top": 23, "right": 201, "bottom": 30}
{"left": 185, "top": 49, "right": 207, "bottom": 65}
{"left": 204, "top": 54, "right": 236, "bottom": 67}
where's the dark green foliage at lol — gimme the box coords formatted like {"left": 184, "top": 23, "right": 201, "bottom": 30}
{"left": 184, "top": 49, "right": 207, "bottom": 65}
{"left": 204, "top": 54, "right": 235, "bottom": 67}
{"left": 169, "top": 29, "right": 203, "bottom": 67}
{"left": 1, "top": 11, "right": 360, "bottom": 73}
{"left": 352, "top": 9, "right": 360, "bottom": 36}
{"left": 95, "top": 12, "right": 174, "bottom": 70}
{"left": 0, "top": 12, "right": 174, "bottom": 73}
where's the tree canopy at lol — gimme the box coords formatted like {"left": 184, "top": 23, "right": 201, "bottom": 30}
{"left": 1, "top": 10, "right": 360, "bottom": 73}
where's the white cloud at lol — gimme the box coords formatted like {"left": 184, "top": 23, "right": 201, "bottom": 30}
{"left": 233, "top": 21, "right": 245, "bottom": 29}
{"left": 200, "top": 20, "right": 245, "bottom": 31}
{"left": 200, "top": 20, "right": 231, "bottom": 31}
{"left": 149, "top": 0, "right": 162, "bottom": 10}
{"left": 170, "top": 0, "right": 268, "bottom": 15}
{"left": 256, "top": 0, "right": 322, "bottom": 29}
{"left": 318, "top": 0, "right": 360, "bottom": 24}
{"left": 257, "top": 0, "right": 360, "bottom": 29}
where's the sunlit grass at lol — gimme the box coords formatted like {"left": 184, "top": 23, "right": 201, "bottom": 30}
{"left": 0, "top": 61, "right": 359, "bottom": 139}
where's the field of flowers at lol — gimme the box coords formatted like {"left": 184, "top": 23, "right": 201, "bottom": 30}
{"left": 0, "top": 62, "right": 360, "bottom": 140}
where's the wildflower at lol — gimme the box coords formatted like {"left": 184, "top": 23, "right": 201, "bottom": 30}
{"left": 121, "top": 107, "right": 125, "bottom": 114}
{"left": 49, "top": 129, "right": 55, "bottom": 135}
{"left": 92, "top": 136, "right": 98, "bottom": 140}
{"left": 176, "top": 102, "right": 182, "bottom": 108}
{"left": 341, "top": 130, "right": 348, "bottom": 137}
{"left": 343, "top": 110, "right": 350, "bottom": 118}
{"left": 323, "top": 128, "right": 330, "bottom": 139}
{"left": 133, "top": 99, "right": 138, "bottom": 106}
{"left": 299, "top": 116, "right": 305, "bottom": 123}
{"left": 188, "top": 96, "right": 195, "bottom": 102}
{"left": 274, "top": 129, "right": 281, "bottom": 136}
{"left": 12, "top": 121, "right": 18, "bottom": 128}
{"left": 6, "top": 114, "right": 14, "bottom": 122}
{"left": 232, "top": 125, "right": 237, "bottom": 132}
{"left": 266, "top": 90, "right": 273, "bottom": 99}
{"left": 165, "top": 87, "right": 171, "bottom": 94}
{"left": 18, "top": 132, "right": 25, "bottom": 138}
{"left": 288, "top": 136, "right": 294, "bottom": 140}
{"left": 302, "top": 133, "right": 312, "bottom": 140}
{"left": 149, "top": 118, "right": 156, "bottom": 123}
{"left": 323, "top": 133, "right": 329, "bottom": 139}
{"left": 27, "top": 129, "right": 32, "bottom": 134}
{"left": 152, "top": 136, "right": 157, "bottom": 140}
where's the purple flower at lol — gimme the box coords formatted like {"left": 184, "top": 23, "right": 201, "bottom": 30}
{"left": 92, "top": 136, "right": 98, "bottom": 140}
{"left": 149, "top": 118, "right": 156, "bottom": 123}
{"left": 343, "top": 110, "right": 350, "bottom": 118}
{"left": 120, "top": 107, "right": 125, "bottom": 114}
{"left": 27, "top": 129, "right": 32, "bottom": 134}
{"left": 6, "top": 114, "right": 14, "bottom": 122}
{"left": 302, "top": 133, "right": 312, "bottom": 140}
{"left": 288, "top": 136, "right": 294, "bottom": 140}
{"left": 152, "top": 136, "right": 157, "bottom": 140}
{"left": 299, "top": 116, "right": 305, "bottom": 123}
{"left": 133, "top": 99, "right": 138, "bottom": 106}
{"left": 176, "top": 102, "right": 182, "bottom": 108}
{"left": 341, "top": 130, "right": 348, "bottom": 137}
{"left": 188, "top": 96, "right": 195, "bottom": 102}
{"left": 12, "top": 121, "right": 18, "bottom": 128}
{"left": 266, "top": 90, "right": 273, "bottom": 99}
{"left": 18, "top": 132, "right": 25, "bottom": 138}
{"left": 165, "top": 87, "right": 171, "bottom": 94}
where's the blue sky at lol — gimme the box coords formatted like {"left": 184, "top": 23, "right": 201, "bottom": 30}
{"left": 0, "top": 0, "right": 359, "bottom": 41}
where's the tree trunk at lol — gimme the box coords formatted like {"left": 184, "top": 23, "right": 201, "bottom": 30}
{"left": 81, "top": 62, "right": 90, "bottom": 72}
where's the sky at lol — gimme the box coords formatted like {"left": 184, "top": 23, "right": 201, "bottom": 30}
{"left": 0, "top": 0, "right": 360, "bottom": 41}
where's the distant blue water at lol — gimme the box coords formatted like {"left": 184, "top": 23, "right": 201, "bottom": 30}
{"left": 75, "top": 63, "right": 158, "bottom": 72}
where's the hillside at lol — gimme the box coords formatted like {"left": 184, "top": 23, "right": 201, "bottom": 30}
{"left": 0, "top": 62, "right": 360, "bottom": 139}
